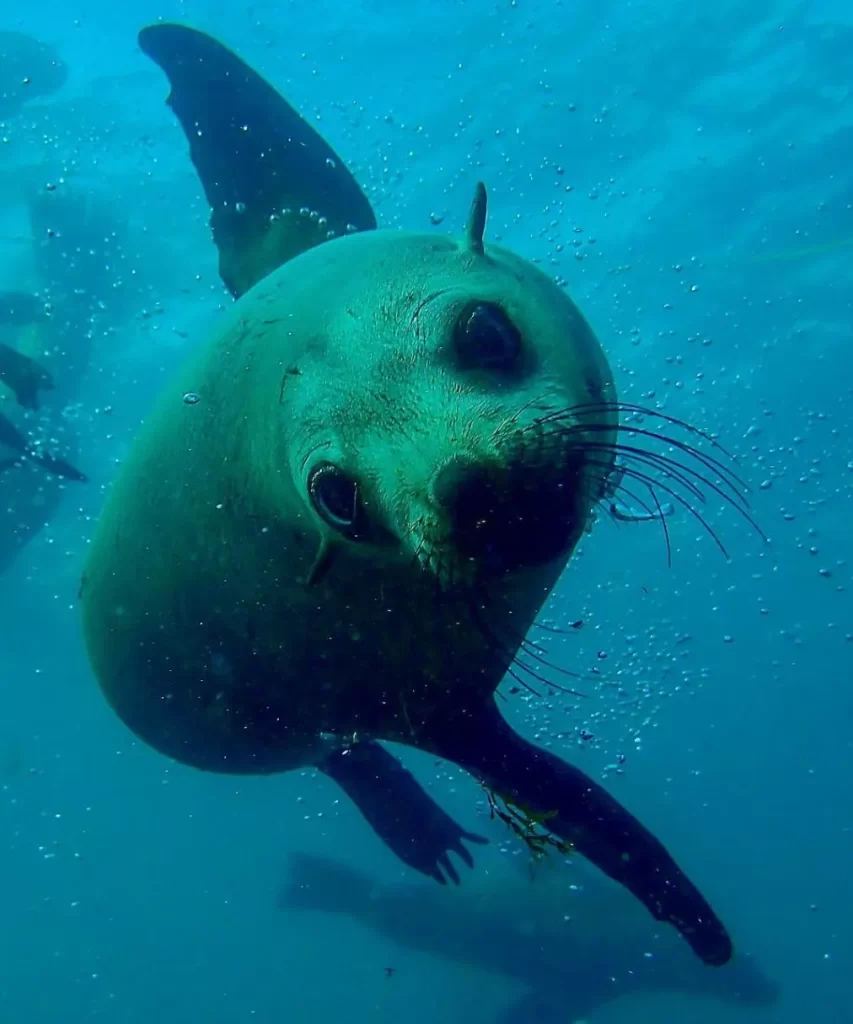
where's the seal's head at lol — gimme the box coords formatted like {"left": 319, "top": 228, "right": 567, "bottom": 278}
{"left": 283, "top": 184, "right": 617, "bottom": 590}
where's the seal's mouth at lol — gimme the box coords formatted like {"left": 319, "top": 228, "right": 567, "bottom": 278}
{"left": 414, "top": 399, "right": 767, "bottom": 591}
{"left": 432, "top": 453, "right": 587, "bottom": 577}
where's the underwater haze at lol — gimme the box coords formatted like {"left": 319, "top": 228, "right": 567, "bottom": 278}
{"left": 1, "top": 1, "right": 851, "bottom": 1023}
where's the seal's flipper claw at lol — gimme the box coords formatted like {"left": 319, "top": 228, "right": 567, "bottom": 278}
{"left": 318, "top": 740, "right": 486, "bottom": 884}
{"left": 428, "top": 702, "right": 733, "bottom": 967}
{"left": 138, "top": 23, "right": 377, "bottom": 299}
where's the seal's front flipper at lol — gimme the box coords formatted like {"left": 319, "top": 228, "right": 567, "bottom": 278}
{"left": 137, "top": 23, "right": 377, "bottom": 299}
{"left": 319, "top": 740, "right": 488, "bottom": 885}
{"left": 427, "top": 701, "right": 733, "bottom": 966}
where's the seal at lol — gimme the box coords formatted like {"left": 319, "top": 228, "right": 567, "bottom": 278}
{"left": 81, "top": 23, "right": 752, "bottom": 967}
{"left": 0, "top": 334, "right": 52, "bottom": 410}
{"left": 278, "top": 853, "right": 780, "bottom": 1021}
{"left": 0, "top": 31, "right": 67, "bottom": 120}
{"left": 0, "top": 184, "right": 117, "bottom": 573}
{"left": 0, "top": 341, "right": 86, "bottom": 482}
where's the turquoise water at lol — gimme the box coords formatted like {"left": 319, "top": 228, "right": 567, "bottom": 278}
{"left": 1, "top": 1, "right": 850, "bottom": 1021}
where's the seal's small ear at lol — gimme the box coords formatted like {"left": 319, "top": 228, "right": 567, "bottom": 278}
{"left": 465, "top": 181, "right": 488, "bottom": 256}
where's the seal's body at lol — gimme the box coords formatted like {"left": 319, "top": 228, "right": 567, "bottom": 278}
{"left": 81, "top": 22, "right": 737, "bottom": 969}
{"left": 82, "top": 227, "right": 611, "bottom": 774}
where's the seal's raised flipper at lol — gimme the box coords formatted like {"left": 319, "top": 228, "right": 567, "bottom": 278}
{"left": 0, "top": 342, "right": 53, "bottom": 411}
{"left": 0, "top": 410, "right": 87, "bottom": 482}
{"left": 138, "top": 23, "right": 377, "bottom": 299}
{"left": 318, "top": 740, "right": 488, "bottom": 885}
{"left": 426, "top": 701, "right": 733, "bottom": 966}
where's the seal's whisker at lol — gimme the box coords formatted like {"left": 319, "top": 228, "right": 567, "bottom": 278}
{"left": 583, "top": 453, "right": 731, "bottom": 558}
{"left": 613, "top": 479, "right": 675, "bottom": 569}
{"left": 531, "top": 619, "right": 584, "bottom": 637}
{"left": 605, "top": 442, "right": 767, "bottom": 546}
{"left": 590, "top": 469, "right": 675, "bottom": 565}
{"left": 474, "top": 588, "right": 589, "bottom": 697}
{"left": 467, "top": 598, "right": 548, "bottom": 699}
{"left": 501, "top": 392, "right": 554, "bottom": 432}
{"left": 583, "top": 440, "right": 709, "bottom": 505}
{"left": 538, "top": 400, "right": 735, "bottom": 460}
{"left": 532, "top": 405, "right": 751, "bottom": 507}
{"left": 600, "top": 445, "right": 763, "bottom": 541}
{"left": 601, "top": 476, "right": 658, "bottom": 518}
{"left": 631, "top": 480, "right": 674, "bottom": 568}
{"left": 504, "top": 664, "right": 543, "bottom": 699}
{"left": 560, "top": 426, "right": 745, "bottom": 508}
{"left": 530, "top": 395, "right": 748, "bottom": 484}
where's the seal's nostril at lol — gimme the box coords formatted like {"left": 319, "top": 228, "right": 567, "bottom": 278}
{"left": 434, "top": 460, "right": 581, "bottom": 575}
{"left": 433, "top": 461, "right": 498, "bottom": 524}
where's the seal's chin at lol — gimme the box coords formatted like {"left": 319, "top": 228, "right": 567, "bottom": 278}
{"left": 431, "top": 457, "right": 586, "bottom": 580}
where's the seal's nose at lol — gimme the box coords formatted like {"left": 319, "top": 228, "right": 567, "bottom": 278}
{"left": 433, "top": 460, "right": 581, "bottom": 575}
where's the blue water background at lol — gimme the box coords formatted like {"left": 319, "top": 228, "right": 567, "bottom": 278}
{"left": 1, "top": 0, "right": 851, "bottom": 1021}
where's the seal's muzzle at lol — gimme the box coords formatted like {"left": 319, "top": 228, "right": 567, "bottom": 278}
{"left": 433, "top": 457, "right": 584, "bottom": 576}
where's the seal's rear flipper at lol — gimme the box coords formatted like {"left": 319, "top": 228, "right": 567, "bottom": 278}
{"left": 318, "top": 740, "right": 488, "bottom": 885}
{"left": 138, "top": 23, "right": 377, "bottom": 299}
{"left": 426, "top": 701, "right": 733, "bottom": 967}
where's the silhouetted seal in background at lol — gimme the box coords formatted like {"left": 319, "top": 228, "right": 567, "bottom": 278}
{"left": 0, "top": 31, "right": 67, "bottom": 119}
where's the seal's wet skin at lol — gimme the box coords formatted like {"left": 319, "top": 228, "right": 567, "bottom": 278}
{"left": 81, "top": 22, "right": 758, "bottom": 968}
{"left": 319, "top": 741, "right": 488, "bottom": 886}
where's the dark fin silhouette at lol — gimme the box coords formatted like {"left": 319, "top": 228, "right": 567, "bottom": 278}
{"left": 276, "top": 851, "right": 373, "bottom": 915}
{"left": 28, "top": 452, "right": 87, "bottom": 483}
{"left": 0, "top": 343, "right": 53, "bottom": 410}
{"left": 424, "top": 700, "right": 733, "bottom": 966}
{"left": 498, "top": 993, "right": 579, "bottom": 1024}
{"left": 318, "top": 740, "right": 488, "bottom": 885}
{"left": 0, "top": 410, "right": 86, "bottom": 482}
{"left": 0, "top": 410, "right": 29, "bottom": 455}
{"left": 137, "top": 23, "right": 377, "bottom": 299}
{"left": 0, "top": 291, "right": 46, "bottom": 327}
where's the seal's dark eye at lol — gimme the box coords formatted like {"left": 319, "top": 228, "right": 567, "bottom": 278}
{"left": 454, "top": 302, "right": 522, "bottom": 372}
{"left": 308, "top": 462, "right": 365, "bottom": 538}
